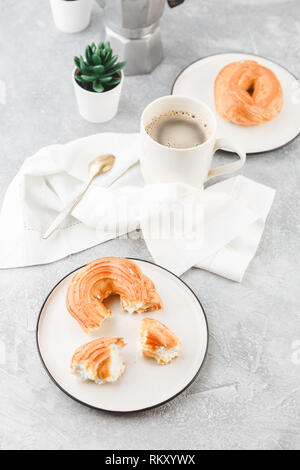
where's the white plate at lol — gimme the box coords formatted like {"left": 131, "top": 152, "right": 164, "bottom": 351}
{"left": 37, "top": 259, "right": 208, "bottom": 413}
{"left": 172, "top": 53, "right": 300, "bottom": 154}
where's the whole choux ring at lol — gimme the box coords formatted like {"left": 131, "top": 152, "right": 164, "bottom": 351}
{"left": 214, "top": 60, "right": 283, "bottom": 126}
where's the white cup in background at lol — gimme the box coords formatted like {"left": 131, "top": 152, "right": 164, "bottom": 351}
{"left": 49, "top": 0, "right": 92, "bottom": 34}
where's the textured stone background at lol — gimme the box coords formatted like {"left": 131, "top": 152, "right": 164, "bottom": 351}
{"left": 0, "top": 0, "right": 300, "bottom": 450}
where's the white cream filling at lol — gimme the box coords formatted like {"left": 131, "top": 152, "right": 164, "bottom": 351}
{"left": 74, "top": 363, "right": 104, "bottom": 384}
{"left": 155, "top": 346, "right": 180, "bottom": 364}
{"left": 140, "top": 335, "right": 180, "bottom": 364}
{"left": 121, "top": 299, "right": 149, "bottom": 315}
{"left": 106, "top": 344, "right": 125, "bottom": 383}
{"left": 73, "top": 344, "right": 125, "bottom": 384}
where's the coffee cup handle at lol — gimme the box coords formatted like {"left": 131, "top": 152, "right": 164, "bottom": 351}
{"left": 207, "top": 137, "right": 246, "bottom": 181}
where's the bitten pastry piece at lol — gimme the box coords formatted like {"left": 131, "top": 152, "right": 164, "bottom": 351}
{"left": 71, "top": 337, "right": 126, "bottom": 384}
{"left": 66, "top": 257, "right": 163, "bottom": 334}
{"left": 140, "top": 318, "right": 180, "bottom": 365}
{"left": 215, "top": 60, "right": 283, "bottom": 126}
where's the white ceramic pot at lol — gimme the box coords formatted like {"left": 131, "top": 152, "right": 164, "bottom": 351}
{"left": 49, "top": 0, "right": 92, "bottom": 34}
{"left": 73, "top": 69, "right": 124, "bottom": 123}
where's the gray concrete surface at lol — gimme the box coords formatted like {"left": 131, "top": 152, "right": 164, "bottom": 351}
{"left": 0, "top": 0, "right": 300, "bottom": 450}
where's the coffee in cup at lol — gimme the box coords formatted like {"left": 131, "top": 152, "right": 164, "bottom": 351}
{"left": 145, "top": 110, "right": 211, "bottom": 149}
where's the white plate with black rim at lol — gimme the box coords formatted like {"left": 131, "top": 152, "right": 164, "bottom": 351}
{"left": 172, "top": 52, "right": 300, "bottom": 154}
{"left": 36, "top": 258, "right": 208, "bottom": 413}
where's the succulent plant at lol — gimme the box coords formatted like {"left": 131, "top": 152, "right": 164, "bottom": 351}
{"left": 74, "top": 42, "right": 126, "bottom": 93}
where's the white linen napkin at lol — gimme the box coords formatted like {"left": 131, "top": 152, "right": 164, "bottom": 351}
{"left": 0, "top": 133, "right": 140, "bottom": 269}
{"left": 137, "top": 178, "right": 275, "bottom": 281}
{"left": 0, "top": 132, "right": 275, "bottom": 282}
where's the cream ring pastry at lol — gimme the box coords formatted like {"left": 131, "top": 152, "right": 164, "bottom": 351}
{"left": 66, "top": 257, "right": 163, "bottom": 334}
{"left": 214, "top": 60, "right": 283, "bottom": 126}
{"left": 140, "top": 318, "right": 181, "bottom": 365}
{"left": 71, "top": 337, "right": 126, "bottom": 384}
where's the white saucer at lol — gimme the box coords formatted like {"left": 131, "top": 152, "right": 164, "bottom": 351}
{"left": 36, "top": 259, "right": 208, "bottom": 413}
{"left": 172, "top": 53, "right": 300, "bottom": 154}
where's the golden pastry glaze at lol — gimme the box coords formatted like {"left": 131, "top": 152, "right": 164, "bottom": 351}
{"left": 71, "top": 337, "right": 125, "bottom": 381}
{"left": 66, "top": 257, "right": 162, "bottom": 333}
{"left": 140, "top": 318, "right": 180, "bottom": 353}
{"left": 215, "top": 60, "right": 283, "bottom": 126}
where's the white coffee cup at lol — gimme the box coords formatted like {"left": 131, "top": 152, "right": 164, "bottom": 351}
{"left": 140, "top": 95, "right": 246, "bottom": 188}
